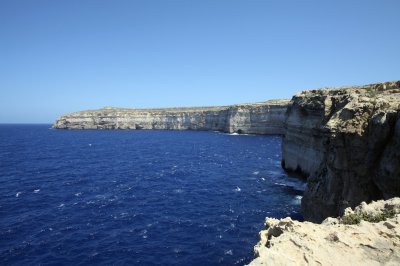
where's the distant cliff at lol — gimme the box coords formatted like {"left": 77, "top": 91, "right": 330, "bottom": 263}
{"left": 53, "top": 100, "right": 290, "bottom": 135}
{"left": 282, "top": 81, "right": 400, "bottom": 222}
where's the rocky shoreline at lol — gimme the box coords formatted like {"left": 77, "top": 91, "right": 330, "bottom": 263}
{"left": 53, "top": 80, "right": 400, "bottom": 265}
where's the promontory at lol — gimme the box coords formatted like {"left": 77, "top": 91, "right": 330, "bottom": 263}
{"left": 53, "top": 100, "right": 290, "bottom": 135}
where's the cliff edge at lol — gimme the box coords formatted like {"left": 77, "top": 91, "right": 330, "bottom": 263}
{"left": 248, "top": 198, "right": 400, "bottom": 266}
{"left": 282, "top": 81, "right": 400, "bottom": 222}
{"left": 53, "top": 100, "right": 289, "bottom": 135}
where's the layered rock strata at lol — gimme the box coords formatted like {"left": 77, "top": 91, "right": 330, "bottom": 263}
{"left": 282, "top": 81, "right": 400, "bottom": 222}
{"left": 248, "top": 198, "right": 400, "bottom": 266}
{"left": 53, "top": 100, "right": 289, "bottom": 135}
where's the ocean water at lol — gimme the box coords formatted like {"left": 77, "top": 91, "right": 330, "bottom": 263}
{"left": 0, "top": 125, "right": 305, "bottom": 265}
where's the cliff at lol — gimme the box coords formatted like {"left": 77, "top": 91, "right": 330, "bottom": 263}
{"left": 282, "top": 81, "right": 400, "bottom": 222}
{"left": 54, "top": 82, "right": 400, "bottom": 264}
{"left": 248, "top": 197, "right": 400, "bottom": 266}
{"left": 53, "top": 100, "right": 289, "bottom": 135}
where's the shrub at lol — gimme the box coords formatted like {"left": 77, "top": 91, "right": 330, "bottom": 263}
{"left": 341, "top": 210, "right": 396, "bottom": 225}
{"left": 342, "top": 213, "right": 362, "bottom": 225}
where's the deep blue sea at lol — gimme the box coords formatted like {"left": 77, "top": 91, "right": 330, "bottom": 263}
{"left": 0, "top": 125, "right": 305, "bottom": 265}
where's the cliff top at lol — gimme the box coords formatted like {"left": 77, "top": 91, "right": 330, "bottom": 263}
{"left": 292, "top": 80, "right": 400, "bottom": 135}
{"left": 299, "top": 80, "right": 400, "bottom": 95}
{"left": 64, "top": 99, "right": 290, "bottom": 117}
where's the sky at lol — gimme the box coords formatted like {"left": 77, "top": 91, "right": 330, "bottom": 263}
{"left": 0, "top": 0, "right": 399, "bottom": 123}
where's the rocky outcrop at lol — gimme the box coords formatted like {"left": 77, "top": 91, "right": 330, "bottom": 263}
{"left": 53, "top": 100, "right": 289, "bottom": 135}
{"left": 282, "top": 81, "right": 400, "bottom": 222}
{"left": 248, "top": 198, "right": 400, "bottom": 266}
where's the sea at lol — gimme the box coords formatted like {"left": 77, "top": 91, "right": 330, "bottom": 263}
{"left": 0, "top": 125, "right": 306, "bottom": 265}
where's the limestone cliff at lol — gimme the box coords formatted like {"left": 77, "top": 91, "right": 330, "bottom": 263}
{"left": 248, "top": 198, "right": 400, "bottom": 266}
{"left": 282, "top": 81, "right": 400, "bottom": 222}
{"left": 53, "top": 100, "right": 289, "bottom": 135}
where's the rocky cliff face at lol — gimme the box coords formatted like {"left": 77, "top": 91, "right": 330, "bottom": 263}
{"left": 282, "top": 81, "right": 400, "bottom": 222}
{"left": 248, "top": 198, "right": 400, "bottom": 266}
{"left": 53, "top": 100, "right": 289, "bottom": 135}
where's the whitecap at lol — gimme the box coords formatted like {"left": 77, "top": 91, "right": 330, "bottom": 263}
{"left": 173, "top": 248, "right": 181, "bottom": 253}
{"left": 274, "top": 182, "right": 287, "bottom": 187}
{"left": 58, "top": 203, "right": 65, "bottom": 208}
{"left": 88, "top": 144, "right": 92, "bottom": 146}
{"left": 261, "top": 177, "right": 266, "bottom": 181}
{"left": 235, "top": 258, "right": 246, "bottom": 264}
{"left": 225, "top": 250, "right": 233, "bottom": 255}
{"left": 229, "top": 133, "right": 239, "bottom": 136}
{"left": 33, "top": 189, "right": 40, "bottom": 193}
{"left": 89, "top": 251, "right": 98, "bottom": 257}
{"left": 253, "top": 171, "right": 260, "bottom": 175}
{"left": 234, "top": 186, "right": 241, "bottom": 192}
{"left": 292, "top": 195, "right": 303, "bottom": 205}
{"left": 140, "top": 229, "right": 148, "bottom": 239}
{"left": 75, "top": 192, "right": 82, "bottom": 196}
{"left": 16, "top": 192, "right": 22, "bottom": 197}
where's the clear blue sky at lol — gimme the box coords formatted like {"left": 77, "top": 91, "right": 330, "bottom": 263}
{"left": 1, "top": 0, "right": 399, "bottom": 123}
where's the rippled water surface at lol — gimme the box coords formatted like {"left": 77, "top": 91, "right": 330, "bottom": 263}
{"left": 0, "top": 125, "right": 305, "bottom": 265}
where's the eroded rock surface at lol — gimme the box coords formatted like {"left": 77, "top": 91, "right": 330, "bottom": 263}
{"left": 282, "top": 81, "right": 400, "bottom": 222}
{"left": 249, "top": 198, "right": 400, "bottom": 266}
{"left": 53, "top": 100, "right": 289, "bottom": 135}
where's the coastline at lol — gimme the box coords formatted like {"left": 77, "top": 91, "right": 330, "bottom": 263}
{"left": 53, "top": 80, "right": 400, "bottom": 264}
{"left": 52, "top": 100, "right": 289, "bottom": 135}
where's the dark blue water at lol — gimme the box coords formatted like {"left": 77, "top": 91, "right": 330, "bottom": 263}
{"left": 0, "top": 125, "right": 305, "bottom": 265}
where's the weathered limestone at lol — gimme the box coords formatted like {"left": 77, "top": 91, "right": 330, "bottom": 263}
{"left": 53, "top": 100, "right": 289, "bottom": 135}
{"left": 282, "top": 81, "right": 400, "bottom": 222}
{"left": 248, "top": 198, "right": 400, "bottom": 266}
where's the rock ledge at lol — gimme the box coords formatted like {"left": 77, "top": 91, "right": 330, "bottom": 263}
{"left": 248, "top": 198, "right": 400, "bottom": 266}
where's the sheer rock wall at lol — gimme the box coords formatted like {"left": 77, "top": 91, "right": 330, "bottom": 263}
{"left": 53, "top": 100, "right": 289, "bottom": 135}
{"left": 282, "top": 81, "right": 400, "bottom": 222}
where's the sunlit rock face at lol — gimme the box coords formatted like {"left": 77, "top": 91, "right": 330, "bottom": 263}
{"left": 282, "top": 81, "right": 400, "bottom": 222}
{"left": 53, "top": 100, "right": 290, "bottom": 135}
